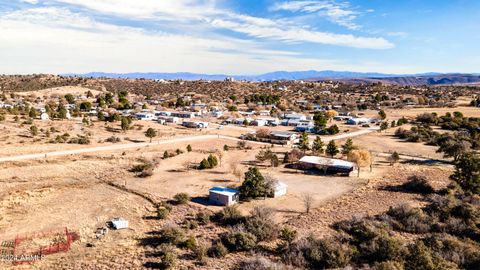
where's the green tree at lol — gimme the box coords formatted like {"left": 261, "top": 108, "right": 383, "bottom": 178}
{"left": 145, "top": 128, "right": 157, "bottom": 142}
{"left": 298, "top": 132, "right": 310, "bottom": 153}
{"left": 207, "top": 154, "right": 218, "bottom": 167}
{"left": 450, "top": 153, "right": 480, "bottom": 194}
{"left": 64, "top": 94, "right": 75, "bottom": 104}
{"left": 163, "top": 151, "right": 169, "bottom": 159}
{"left": 28, "top": 107, "right": 37, "bottom": 118}
{"left": 341, "top": 138, "right": 355, "bottom": 155}
{"left": 30, "top": 125, "right": 38, "bottom": 137}
{"left": 223, "top": 144, "right": 229, "bottom": 151}
{"left": 378, "top": 110, "right": 387, "bottom": 120}
{"left": 186, "top": 144, "right": 192, "bottom": 152}
{"left": 79, "top": 101, "right": 92, "bottom": 111}
{"left": 312, "top": 136, "right": 324, "bottom": 154}
{"left": 121, "top": 117, "right": 131, "bottom": 133}
{"left": 240, "top": 167, "right": 267, "bottom": 199}
{"left": 380, "top": 122, "right": 389, "bottom": 131}
{"left": 57, "top": 106, "right": 68, "bottom": 119}
{"left": 313, "top": 112, "right": 327, "bottom": 132}
{"left": 199, "top": 158, "right": 211, "bottom": 169}
{"left": 326, "top": 140, "right": 339, "bottom": 157}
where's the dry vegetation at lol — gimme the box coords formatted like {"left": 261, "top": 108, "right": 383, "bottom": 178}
{"left": 0, "top": 75, "right": 479, "bottom": 269}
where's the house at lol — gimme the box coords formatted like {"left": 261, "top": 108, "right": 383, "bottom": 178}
{"left": 268, "top": 131, "right": 298, "bottom": 145}
{"left": 257, "top": 110, "right": 271, "bottom": 116}
{"left": 347, "top": 118, "right": 372, "bottom": 125}
{"left": 333, "top": 116, "right": 353, "bottom": 121}
{"left": 251, "top": 118, "right": 268, "bottom": 127}
{"left": 272, "top": 181, "right": 288, "bottom": 198}
{"left": 283, "top": 113, "right": 307, "bottom": 121}
{"left": 298, "top": 156, "right": 355, "bottom": 175}
{"left": 154, "top": 111, "right": 171, "bottom": 117}
{"left": 158, "top": 116, "right": 180, "bottom": 124}
{"left": 209, "top": 186, "right": 240, "bottom": 206}
{"left": 183, "top": 121, "right": 209, "bottom": 129}
{"left": 171, "top": 111, "right": 195, "bottom": 119}
{"left": 110, "top": 218, "right": 129, "bottom": 230}
{"left": 135, "top": 112, "right": 155, "bottom": 121}
{"left": 295, "top": 121, "right": 315, "bottom": 132}
{"left": 211, "top": 111, "right": 224, "bottom": 118}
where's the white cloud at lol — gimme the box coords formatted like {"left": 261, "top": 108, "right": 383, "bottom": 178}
{"left": 210, "top": 18, "right": 393, "bottom": 49}
{"left": 1, "top": 1, "right": 395, "bottom": 74}
{"left": 30, "top": 0, "right": 392, "bottom": 49}
{"left": 387, "top": 31, "right": 408, "bottom": 38}
{"left": 0, "top": 7, "right": 348, "bottom": 74}
{"left": 19, "top": 0, "right": 39, "bottom": 4}
{"left": 272, "top": 0, "right": 361, "bottom": 30}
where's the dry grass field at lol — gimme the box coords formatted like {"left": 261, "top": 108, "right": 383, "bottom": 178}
{"left": 0, "top": 86, "right": 477, "bottom": 269}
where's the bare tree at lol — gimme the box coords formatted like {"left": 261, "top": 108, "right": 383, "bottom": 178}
{"left": 301, "top": 193, "right": 315, "bottom": 214}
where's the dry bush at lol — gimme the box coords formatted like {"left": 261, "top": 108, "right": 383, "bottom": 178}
{"left": 399, "top": 175, "right": 435, "bottom": 194}
{"left": 244, "top": 206, "right": 279, "bottom": 241}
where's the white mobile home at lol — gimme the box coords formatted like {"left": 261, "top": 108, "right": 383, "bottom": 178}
{"left": 135, "top": 112, "right": 155, "bottom": 121}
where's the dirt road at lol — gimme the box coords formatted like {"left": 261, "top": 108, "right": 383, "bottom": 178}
{"left": 0, "top": 128, "right": 379, "bottom": 163}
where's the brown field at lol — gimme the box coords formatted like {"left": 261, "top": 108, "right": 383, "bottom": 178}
{"left": 1, "top": 92, "right": 476, "bottom": 269}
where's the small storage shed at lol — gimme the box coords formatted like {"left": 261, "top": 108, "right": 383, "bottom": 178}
{"left": 111, "top": 218, "right": 129, "bottom": 230}
{"left": 209, "top": 186, "right": 240, "bottom": 206}
{"left": 273, "top": 181, "right": 288, "bottom": 198}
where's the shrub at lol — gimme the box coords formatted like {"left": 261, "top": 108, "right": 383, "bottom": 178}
{"left": 405, "top": 241, "right": 456, "bottom": 270}
{"left": 215, "top": 205, "right": 244, "bottom": 225}
{"left": 303, "top": 237, "right": 354, "bottom": 269}
{"left": 129, "top": 159, "right": 155, "bottom": 178}
{"left": 183, "top": 235, "right": 197, "bottom": 250}
{"left": 279, "top": 227, "right": 298, "bottom": 245}
{"left": 68, "top": 135, "right": 91, "bottom": 145}
{"left": 386, "top": 204, "right": 431, "bottom": 233}
{"left": 196, "top": 210, "right": 211, "bottom": 225}
{"left": 221, "top": 228, "right": 257, "bottom": 251}
{"left": 194, "top": 242, "right": 208, "bottom": 263}
{"left": 157, "top": 208, "right": 169, "bottom": 219}
{"left": 173, "top": 193, "right": 190, "bottom": 204}
{"left": 208, "top": 242, "right": 228, "bottom": 258}
{"left": 106, "top": 136, "right": 121, "bottom": 143}
{"left": 399, "top": 175, "right": 435, "bottom": 194}
{"left": 159, "top": 225, "right": 185, "bottom": 245}
{"left": 244, "top": 206, "right": 279, "bottom": 241}
{"left": 359, "top": 234, "right": 407, "bottom": 263}
{"left": 160, "top": 245, "right": 177, "bottom": 269}
{"left": 423, "top": 233, "right": 480, "bottom": 269}
{"left": 334, "top": 216, "right": 385, "bottom": 242}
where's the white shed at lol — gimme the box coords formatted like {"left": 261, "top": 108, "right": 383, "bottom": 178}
{"left": 273, "top": 181, "right": 288, "bottom": 198}
{"left": 209, "top": 186, "right": 240, "bottom": 206}
{"left": 111, "top": 218, "right": 129, "bottom": 230}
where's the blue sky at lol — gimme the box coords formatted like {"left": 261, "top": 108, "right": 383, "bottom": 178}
{"left": 0, "top": 0, "right": 479, "bottom": 75}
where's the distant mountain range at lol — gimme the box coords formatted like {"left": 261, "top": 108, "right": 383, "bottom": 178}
{"left": 66, "top": 71, "right": 480, "bottom": 85}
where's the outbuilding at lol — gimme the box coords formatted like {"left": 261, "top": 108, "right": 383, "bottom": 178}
{"left": 40, "top": 113, "right": 50, "bottom": 121}
{"left": 272, "top": 181, "right": 288, "bottom": 198}
{"left": 110, "top": 218, "right": 129, "bottom": 230}
{"left": 209, "top": 186, "right": 240, "bottom": 206}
